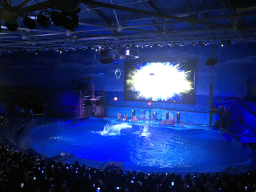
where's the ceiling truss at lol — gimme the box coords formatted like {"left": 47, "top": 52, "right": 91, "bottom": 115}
{"left": 0, "top": 0, "right": 255, "bottom": 52}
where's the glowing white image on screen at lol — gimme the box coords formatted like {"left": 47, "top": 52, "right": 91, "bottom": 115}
{"left": 132, "top": 62, "right": 192, "bottom": 100}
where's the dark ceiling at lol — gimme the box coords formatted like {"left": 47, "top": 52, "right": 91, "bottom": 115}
{"left": 0, "top": 0, "right": 256, "bottom": 53}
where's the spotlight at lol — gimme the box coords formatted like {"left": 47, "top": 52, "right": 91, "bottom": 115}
{"left": 5, "top": 22, "right": 18, "bottom": 32}
{"left": 199, "top": 41, "right": 203, "bottom": 46}
{"left": 50, "top": 11, "right": 63, "bottom": 26}
{"left": 145, "top": 44, "right": 149, "bottom": 47}
{"left": 61, "top": 12, "right": 79, "bottom": 31}
{"left": 221, "top": 40, "right": 225, "bottom": 47}
{"left": 23, "top": 16, "right": 36, "bottom": 29}
{"left": 150, "top": 45, "right": 153, "bottom": 48}
{"left": 37, "top": 14, "right": 50, "bottom": 28}
{"left": 173, "top": 42, "right": 176, "bottom": 47}
{"left": 192, "top": 42, "right": 196, "bottom": 46}
{"left": 35, "top": 50, "right": 39, "bottom": 54}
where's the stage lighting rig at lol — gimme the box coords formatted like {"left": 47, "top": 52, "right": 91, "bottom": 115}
{"left": 37, "top": 13, "right": 50, "bottom": 28}
{"left": 5, "top": 22, "right": 18, "bottom": 32}
{"left": 23, "top": 16, "right": 36, "bottom": 29}
{"left": 50, "top": 11, "right": 63, "bottom": 26}
{"left": 50, "top": 9, "right": 79, "bottom": 31}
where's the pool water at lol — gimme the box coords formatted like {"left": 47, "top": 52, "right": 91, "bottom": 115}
{"left": 29, "top": 118, "right": 252, "bottom": 172}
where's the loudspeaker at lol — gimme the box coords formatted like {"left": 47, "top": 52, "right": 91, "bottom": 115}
{"left": 100, "top": 50, "right": 109, "bottom": 57}
{"left": 206, "top": 58, "right": 218, "bottom": 66}
{"left": 99, "top": 58, "right": 113, "bottom": 64}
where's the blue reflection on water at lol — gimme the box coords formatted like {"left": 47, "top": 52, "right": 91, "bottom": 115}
{"left": 29, "top": 118, "right": 252, "bottom": 172}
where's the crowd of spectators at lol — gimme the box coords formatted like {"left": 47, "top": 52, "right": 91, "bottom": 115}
{"left": 1, "top": 113, "right": 256, "bottom": 192}
{"left": 1, "top": 141, "right": 256, "bottom": 192}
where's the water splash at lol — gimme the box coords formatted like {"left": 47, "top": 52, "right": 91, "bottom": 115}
{"left": 140, "top": 124, "right": 150, "bottom": 137}
{"left": 100, "top": 123, "right": 132, "bottom": 136}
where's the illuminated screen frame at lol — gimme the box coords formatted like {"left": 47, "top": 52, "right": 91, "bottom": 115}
{"left": 124, "top": 60, "right": 197, "bottom": 104}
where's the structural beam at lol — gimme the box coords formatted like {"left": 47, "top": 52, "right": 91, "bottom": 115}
{"left": 17, "top": 1, "right": 56, "bottom": 15}
{"left": 81, "top": 0, "right": 188, "bottom": 22}
{"left": 140, "top": 2, "right": 163, "bottom": 32}
{"left": 81, "top": 4, "right": 119, "bottom": 36}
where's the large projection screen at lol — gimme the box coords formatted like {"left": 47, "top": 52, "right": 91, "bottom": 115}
{"left": 124, "top": 61, "right": 196, "bottom": 104}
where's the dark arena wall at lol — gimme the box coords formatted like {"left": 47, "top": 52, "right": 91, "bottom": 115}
{"left": 0, "top": 43, "right": 256, "bottom": 125}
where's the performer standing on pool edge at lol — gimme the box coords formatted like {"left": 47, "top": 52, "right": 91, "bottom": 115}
{"left": 142, "top": 110, "right": 145, "bottom": 122}
{"left": 166, "top": 112, "right": 169, "bottom": 120}
{"left": 132, "top": 109, "right": 135, "bottom": 118}
{"left": 117, "top": 112, "right": 121, "bottom": 121}
{"left": 176, "top": 112, "right": 180, "bottom": 123}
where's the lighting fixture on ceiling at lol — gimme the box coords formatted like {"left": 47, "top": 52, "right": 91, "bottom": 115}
{"left": 57, "top": 48, "right": 63, "bottom": 53}
{"left": 37, "top": 13, "right": 50, "bottom": 28}
{"left": 50, "top": 11, "right": 63, "bottom": 26}
{"left": 199, "top": 41, "right": 203, "bottom": 46}
{"left": 221, "top": 40, "right": 225, "bottom": 47}
{"left": 23, "top": 16, "right": 36, "bottom": 29}
{"left": 61, "top": 11, "right": 79, "bottom": 31}
{"left": 173, "top": 42, "right": 176, "bottom": 47}
{"left": 192, "top": 42, "right": 196, "bottom": 46}
{"left": 35, "top": 50, "right": 39, "bottom": 54}
{"left": 5, "top": 22, "right": 18, "bottom": 32}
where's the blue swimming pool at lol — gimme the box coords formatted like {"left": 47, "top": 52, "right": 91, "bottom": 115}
{"left": 29, "top": 118, "right": 252, "bottom": 172}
